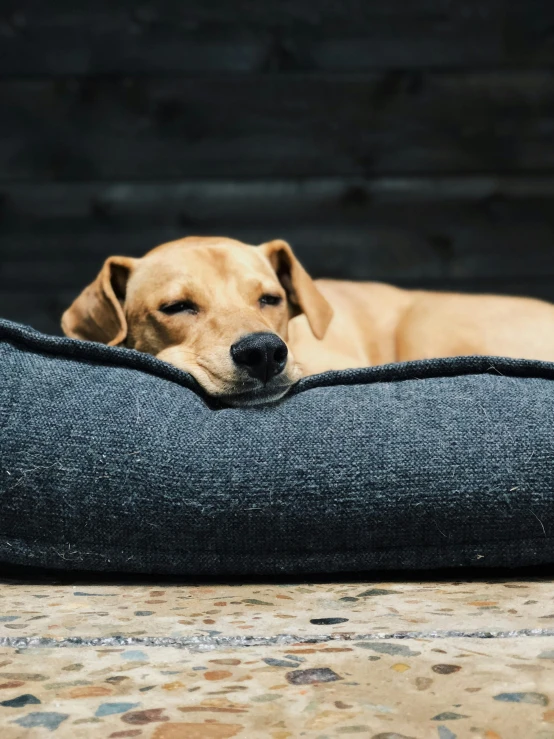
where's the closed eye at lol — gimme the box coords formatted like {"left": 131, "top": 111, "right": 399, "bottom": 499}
{"left": 259, "top": 294, "right": 282, "bottom": 307}
{"left": 159, "top": 300, "right": 199, "bottom": 315}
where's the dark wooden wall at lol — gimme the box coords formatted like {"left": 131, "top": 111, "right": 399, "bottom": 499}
{"left": 2, "top": 0, "right": 554, "bottom": 335}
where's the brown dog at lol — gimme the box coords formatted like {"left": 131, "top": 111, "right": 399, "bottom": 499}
{"left": 62, "top": 236, "right": 554, "bottom": 406}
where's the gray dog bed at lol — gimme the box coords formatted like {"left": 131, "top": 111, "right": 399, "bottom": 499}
{"left": 0, "top": 319, "right": 553, "bottom": 576}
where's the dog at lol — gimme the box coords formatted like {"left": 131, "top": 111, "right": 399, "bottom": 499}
{"left": 62, "top": 236, "right": 554, "bottom": 406}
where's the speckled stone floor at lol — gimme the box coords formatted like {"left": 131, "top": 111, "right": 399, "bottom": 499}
{"left": 0, "top": 577, "right": 553, "bottom": 738}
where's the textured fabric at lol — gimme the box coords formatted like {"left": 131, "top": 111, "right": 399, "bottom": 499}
{"left": 1, "top": 318, "right": 554, "bottom": 576}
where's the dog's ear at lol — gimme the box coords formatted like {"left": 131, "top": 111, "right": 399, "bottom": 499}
{"left": 259, "top": 239, "right": 333, "bottom": 339}
{"left": 61, "top": 256, "right": 136, "bottom": 345}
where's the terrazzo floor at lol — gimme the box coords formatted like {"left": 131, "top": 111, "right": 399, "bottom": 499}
{"left": 0, "top": 576, "right": 552, "bottom": 738}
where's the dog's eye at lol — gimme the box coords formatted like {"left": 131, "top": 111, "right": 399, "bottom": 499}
{"left": 159, "top": 300, "right": 199, "bottom": 315}
{"left": 259, "top": 294, "right": 282, "bottom": 307}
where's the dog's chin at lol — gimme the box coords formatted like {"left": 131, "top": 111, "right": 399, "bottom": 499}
{"left": 214, "top": 381, "right": 293, "bottom": 408}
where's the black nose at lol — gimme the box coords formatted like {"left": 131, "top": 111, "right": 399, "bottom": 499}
{"left": 230, "top": 332, "right": 288, "bottom": 383}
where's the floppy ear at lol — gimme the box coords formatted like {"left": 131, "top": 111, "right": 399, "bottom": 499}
{"left": 259, "top": 239, "right": 333, "bottom": 339}
{"left": 61, "top": 256, "right": 136, "bottom": 345}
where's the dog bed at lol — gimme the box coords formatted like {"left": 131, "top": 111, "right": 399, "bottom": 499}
{"left": 1, "top": 318, "right": 554, "bottom": 576}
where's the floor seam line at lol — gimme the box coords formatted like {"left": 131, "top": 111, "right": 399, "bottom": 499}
{"left": 1, "top": 628, "right": 553, "bottom": 650}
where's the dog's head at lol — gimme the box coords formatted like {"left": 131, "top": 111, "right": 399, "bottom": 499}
{"left": 61, "top": 237, "right": 333, "bottom": 406}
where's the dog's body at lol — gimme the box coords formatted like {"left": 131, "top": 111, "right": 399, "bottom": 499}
{"left": 291, "top": 279, "right": 554, "bottom": 373}
{"left": 63, "top": 236, "right": 554, "bottom": 405}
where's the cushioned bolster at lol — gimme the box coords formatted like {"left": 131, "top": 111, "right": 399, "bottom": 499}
{"left": 1, "top": 318, "right": 554, "bottom": 576}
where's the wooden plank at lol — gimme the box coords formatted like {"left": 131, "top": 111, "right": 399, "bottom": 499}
{"left": 2, "top": 72, "right": 554, "bottom": 179}
{"left": 5, "top": 176, "right": 554, "bottom": 218}
{"left": 1, "top": 208, "right": 554, "bottom": 288}
{"left": 2, "top": 176, "right": 554, "bottom": 291}
{"left": 1, "top": 1, "right": 553, "bottom": 74}
{"left": 3, "top": 175, "right": 554, "bottom": 335}
{"left": 0, "top": 291, "right": 75, "bottom": 336}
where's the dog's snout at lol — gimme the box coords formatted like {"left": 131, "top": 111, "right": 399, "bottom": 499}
{"left": 231, "top": 332, "right": 288, "bottom": 383}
